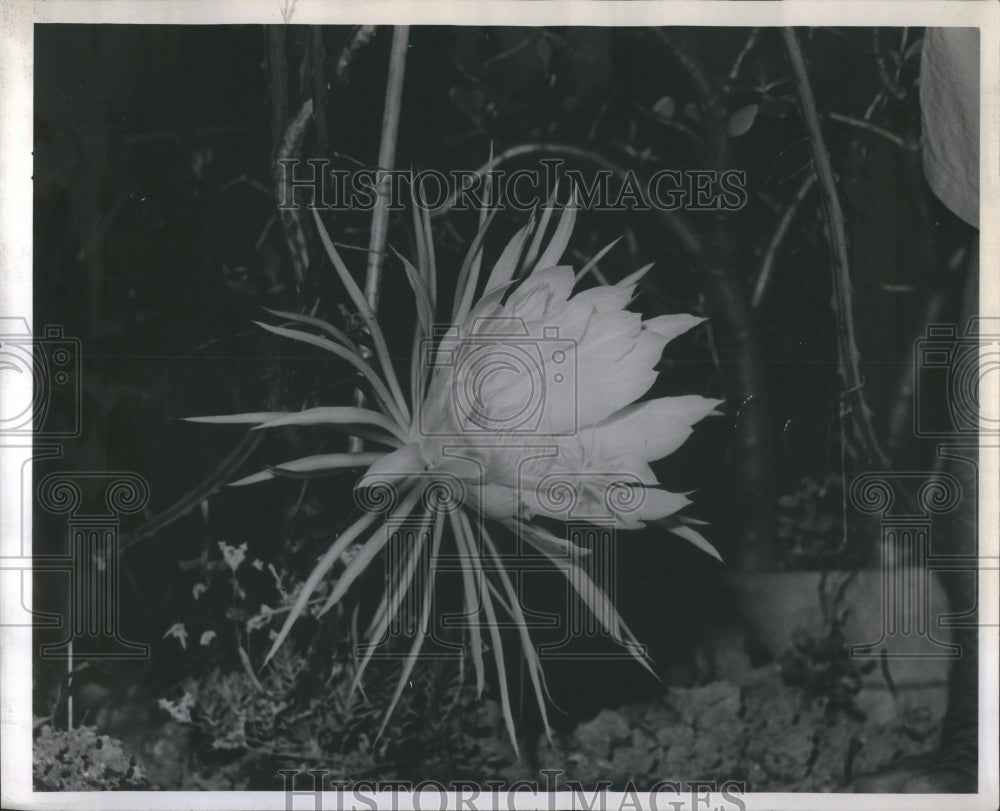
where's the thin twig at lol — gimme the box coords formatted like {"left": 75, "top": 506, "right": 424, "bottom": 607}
{"left": 826, "top": 112, "right": 911, "bottom": 151}
{"left": 729, "top": 27, "right": 761, "bottom": 81}
{"left": 274, "top": 98, "right": 314, "bottom": 287}
{"left": 266, "top": 26, "right": 289, "bottom": 145}
{"left": 279, "top": 0, "right": 297, "bottom": 25}
{"left": 312, "top": 28, "right": 329, "bottom": 153}
{"left": 872, "top": 28, "right": 907, "bottom": 101}
{"left": 895, "top": 28, "right": 909, "bottom": 86}
{"left": 783, "top": 28, "right": 888, "bottom": 467}
{"left": 482, "top": 30, "right": 535, "bottom": 71}
{"left": 752, "top": 172, "right": 816, "bottom": 309}
{"left": 336, "top": 25, "right": 377, "bottom": 82}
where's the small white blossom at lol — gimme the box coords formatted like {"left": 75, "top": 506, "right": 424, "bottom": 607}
{"left": 163, "top": 622, "right": 188, "bottom": 650}
{"left": 158, "top": 691, "right": 196, "bottom": 724}
{"left": 247, "top": 604, "right": 275, "bottom": 633}
{"left": 218, "top": 541, "right": 247, "bottom": 572}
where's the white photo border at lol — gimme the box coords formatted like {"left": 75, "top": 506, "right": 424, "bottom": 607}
{"left": 2, "top": 2, "right": 997, "bottom": 809}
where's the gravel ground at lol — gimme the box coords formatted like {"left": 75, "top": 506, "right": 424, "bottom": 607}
{"left": 531, "top": 671, "right": 940, "bottom": 791}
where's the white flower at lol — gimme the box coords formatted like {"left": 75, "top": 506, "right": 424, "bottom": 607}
{"left": 163, "top": 622, "right": 188, "bottom": 651}
{"left": 395, "top": 263, "right": 719, "bottom": 530}
{"left": 218, "top": 541, "right": 247, "bottom": 572}
{"left": 158, "top": 691, "right": 196, "bottom": 724}
{"left": 188, "top": 190, "right": 721, "bottom": 751}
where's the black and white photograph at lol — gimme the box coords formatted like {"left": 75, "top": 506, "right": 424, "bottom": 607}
{"left": 1, "top": 1, "right": 997, "bottom": 809}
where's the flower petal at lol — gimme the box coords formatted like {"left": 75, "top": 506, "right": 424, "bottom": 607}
{"left": 229, "top": 452, "right": 383, "bottom": 487}
{"left": 669, "top": 521, "right": 722, "bottom": 561}
{"left": 629, "top": 488, "right": 691, "bottom": 524}
{"left": 530, "top": 197, "right": 577, "bottom": 275}
{"left": 579, "top": 310, "right": 643, "bottom": 361}
{"left": 256, "top": 407, "right": 409, "bottom": 443}
{"left": 641, "top": 313, "right": 706, "bottom": 344}
{"left": 184, "top": 411, "right": 292, "bottom": 424}
{"left": 502, "top": 266, "right": 575, "bottom": 323}
{"left": 582, "top": 395, "right": 723, "bottom": 463}
{"left": 576, "top": 363, "right": 659, "bottom": 428}
{"left": 569, "top": 282, "right": 634, "bottom": 314}
{"left": 484, "top": 219, "right": 533, "bottom": 295}
{"left": 360, "top": 442, "right": 425, "bottom": 485}
{"left": 528, "top": 294, "right": 594, "bottom": 342}
{"left": 569, "top": 263, "right": 651, "bottom": 313}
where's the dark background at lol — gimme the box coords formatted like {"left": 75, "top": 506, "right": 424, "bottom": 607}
{"left": 31, "top": 24, "right": 976, "bottom": 784}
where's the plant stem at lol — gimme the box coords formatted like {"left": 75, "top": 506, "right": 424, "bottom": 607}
{"left": 364, "top": 25, "right": 409, "bottom": 316}
{"left": 67, "top": 640, "right": 73, "bottom": 730}
{"left": 729, "top": 27, "right": 760, "bottom": 81}
{"left": 350, "top": 25, "right": 409, "bottom": 451}
{"left": 783, "top": 28, "right": 888, "bottom": 467}
{"left": 826, "top": 112, "right": 910, "bottom": 151}
{"left": 312, "top": 28, "right": 329, "bottom": 153}
{"left": 752, "top": 172, "right": 815, "bottom": 309}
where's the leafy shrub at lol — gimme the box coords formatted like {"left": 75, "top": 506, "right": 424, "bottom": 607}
{"left": 776, "top": 474, "right": 869, "bottom": 570}
{"left": 34, "top": 725, "right": 150, "bottom": 790}
{"left": 153, "top": 534, "right": 520, "bottom": 788}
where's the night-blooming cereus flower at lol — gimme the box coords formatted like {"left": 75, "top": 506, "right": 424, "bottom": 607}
{"left": 187, "top": 193, "right": 721, "bottom": 752}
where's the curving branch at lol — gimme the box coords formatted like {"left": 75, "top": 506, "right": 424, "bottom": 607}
{"left": 120, "top": 432, "right": 263, "bottom": 553}
{"left": 429, "top": 141, "right": 702, "bottom": 261}
{"left": 826, "top": 112, "right": 912, "bottom": 151}
{"left": 752, "top": 173, "right": 816, "bottom": 309}
{"left": 783, "top": 28, "right": 889, "bottom": 468}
